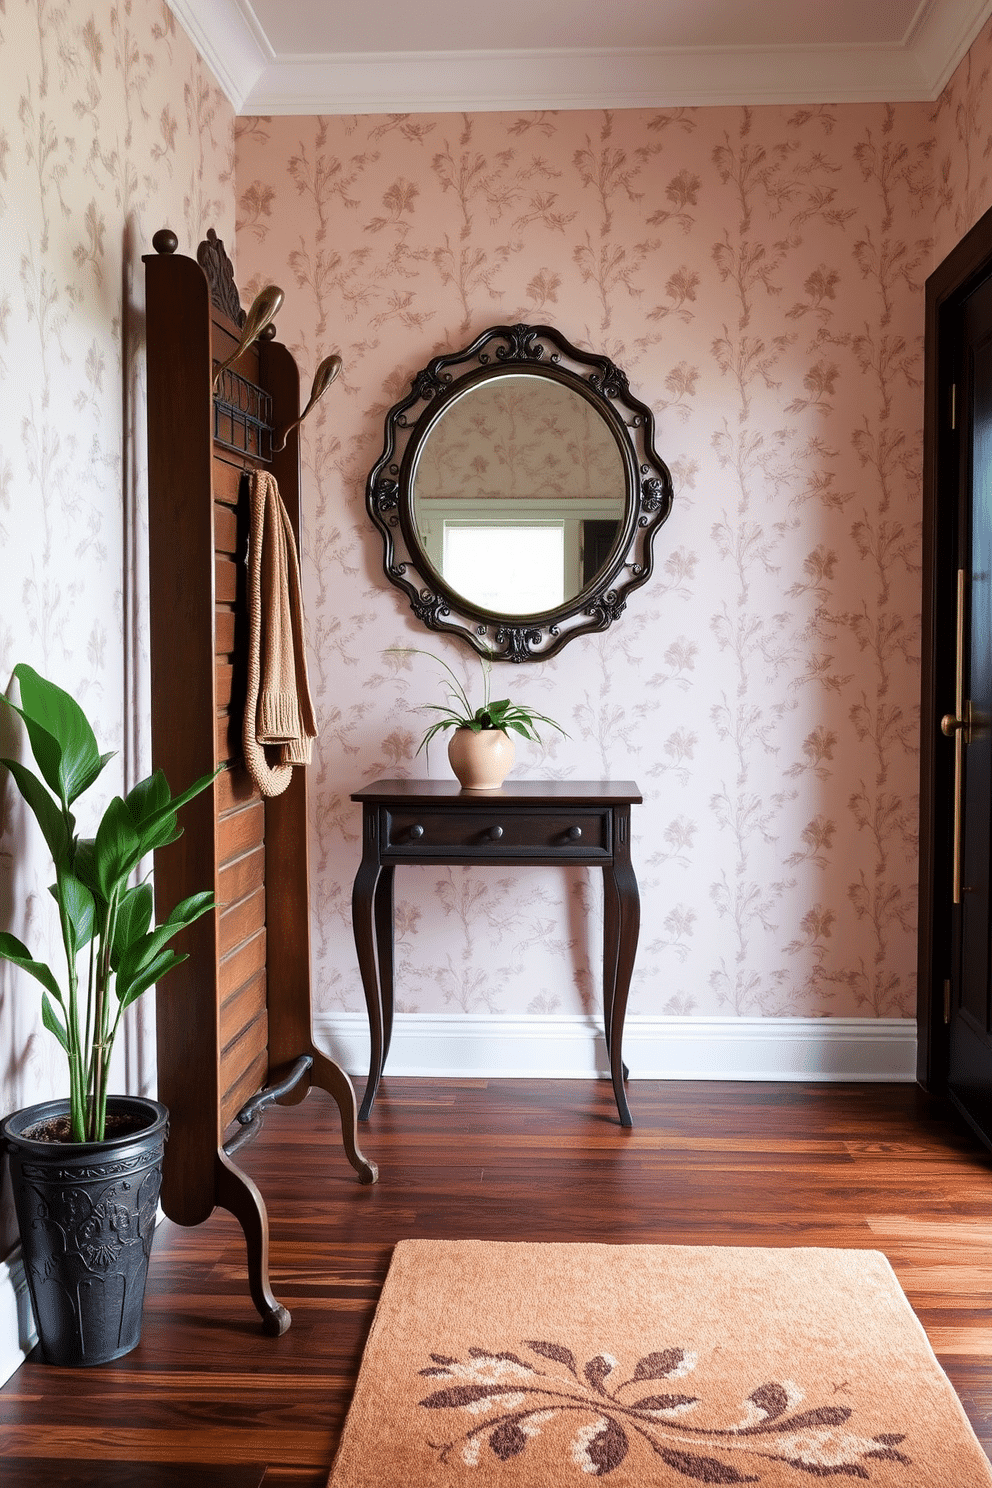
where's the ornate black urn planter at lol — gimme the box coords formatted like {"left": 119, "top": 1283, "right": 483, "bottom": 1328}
{"left": 1, "top": 1095, "right": 168, "bottom": 1366}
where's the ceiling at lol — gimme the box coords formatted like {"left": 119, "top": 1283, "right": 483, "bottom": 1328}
{"left": 169, "top": 0, "right": 992, "bottom": 115}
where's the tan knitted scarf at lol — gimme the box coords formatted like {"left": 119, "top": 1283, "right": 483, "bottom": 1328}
{"left": 242, "top": 469, "right": 317, "bottom": 798}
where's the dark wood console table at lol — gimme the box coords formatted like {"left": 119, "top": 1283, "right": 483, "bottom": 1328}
{"left": 350, "top": 779, "right": 642, "bottom": 1126}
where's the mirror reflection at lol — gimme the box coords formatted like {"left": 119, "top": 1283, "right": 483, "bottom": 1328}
{"left": 411, "top": 374, "right": 626, "bottom": 616}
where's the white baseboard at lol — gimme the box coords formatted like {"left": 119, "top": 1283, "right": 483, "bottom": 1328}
{"left": 0, "top": 1014, "right": 916, "bottom": 1384}
{"left": 0, "top": 1248, "right": 37, "bottom": 1386}
{"left": 313, "top": 1012, "right": 919, "bottom": 1083}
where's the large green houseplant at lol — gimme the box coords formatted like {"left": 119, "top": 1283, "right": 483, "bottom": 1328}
{"left": 0, "top": 663, "right": 216, "bottom": 1364}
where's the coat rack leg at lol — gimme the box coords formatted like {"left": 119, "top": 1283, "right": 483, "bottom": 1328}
{"left": 309, "top": 1049, "right": 379, "bottom": 1184}
{"left": 215, "top": 1149, "right": 291, "bottom": 1336}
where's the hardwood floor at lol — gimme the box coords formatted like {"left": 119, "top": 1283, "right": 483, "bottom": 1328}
{"left": 2, "top": 1077, "right": 991, "bottom": 1484}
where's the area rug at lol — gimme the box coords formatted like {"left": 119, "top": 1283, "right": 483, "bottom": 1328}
{"left": 327, "top": 1239, "right": 992, "bottom": 1486}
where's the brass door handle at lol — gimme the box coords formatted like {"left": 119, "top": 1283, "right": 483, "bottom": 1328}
{"left": 947, "top": 569, "right": 969, "bottom": 905}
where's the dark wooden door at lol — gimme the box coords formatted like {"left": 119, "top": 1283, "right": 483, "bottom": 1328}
{"left": 945, "top": 276, "right": 992, "bottom": 1141}
{"left": 919, "top": 202, "right": 992, "bottom": 1141}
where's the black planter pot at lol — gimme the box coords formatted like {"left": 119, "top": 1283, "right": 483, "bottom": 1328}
{"left": 1, "top": 1095, "right": 168, "bottom": 1367}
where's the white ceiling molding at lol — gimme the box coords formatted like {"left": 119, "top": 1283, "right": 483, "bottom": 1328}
{"left": 169, "top": 0, "right": 992, "bottom": 115}
{"left": 167, "top": 0, "right": 270, "bottom": 111}
{"left": 243, "top": 45, "right": 932, "bottom": 116}
{"left": 910, "top": 0, "right": 992, "bottom": 94}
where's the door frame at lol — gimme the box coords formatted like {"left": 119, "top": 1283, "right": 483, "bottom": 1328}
{"left": 919, "top": 200, "right": 992, "bottom": 1092}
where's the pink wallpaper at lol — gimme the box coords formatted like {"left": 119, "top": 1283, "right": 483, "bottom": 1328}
{"left": 1, "top": 0, "right": 234, "bottom": 1254}
{"left": 236, "top": 96, "right": 936, "bottom": 1025}
{"left": 3, "top": 3, "right": 992, "bottom": 1192}
{"left": 932, "top": 15, "right": 992, "bottom": 264}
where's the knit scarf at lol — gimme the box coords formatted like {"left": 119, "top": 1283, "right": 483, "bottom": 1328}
{"left": 242, "top": 469, "right": 317, "bottom": 798}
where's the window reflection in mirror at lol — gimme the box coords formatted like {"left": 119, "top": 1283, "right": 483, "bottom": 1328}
{"left": 411, "top": 372, "right": 626, "bottom": 616}
{"left": 443, "top": 524, "right": 566, "bottom": 613}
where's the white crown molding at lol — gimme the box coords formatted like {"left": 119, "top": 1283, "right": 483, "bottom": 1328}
{"left": 170, "top": 0, "right": 992, "bottom": 114}
{"left": 243, "top": 44, "right": 932, "bottom": 116}
{"left": 315, "top": 1012, "right": 918, "bottom": 1084}
{"left": 910, "top": 0, "right": 992, "bottom": 94}
{"left": 167, "top": 0, "right": 271, "bottom": 111}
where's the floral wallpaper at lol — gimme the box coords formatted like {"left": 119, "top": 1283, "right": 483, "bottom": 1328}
{"left": 3, "top": 0, "right": 992, "bottom": 1266}
{"left": 416, "top": 376, "right": 625, "bottom": 501}
{"left": 932, "top": 15, "right": 992, "bottom": 264}
{"left": 235, "top": 93, "right": 942, "bottom": 1030}
{"left": 0, "top": 0, "right": 234, "bottom": 1256}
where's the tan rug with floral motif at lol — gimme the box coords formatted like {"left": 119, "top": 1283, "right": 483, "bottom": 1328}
{"left": 327, "top": 1239, "right": 992, "bottom": 1486}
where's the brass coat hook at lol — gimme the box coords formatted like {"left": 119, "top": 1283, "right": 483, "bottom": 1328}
{"left": 212, "top": 285, "right": 285, "bottom": 391}
{"left": 273, "top": 354, "right": 342, "bottom": 452}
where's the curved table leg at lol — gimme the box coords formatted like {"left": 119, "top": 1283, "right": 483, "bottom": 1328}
{"left": 374, "top": 867, "right": 395, "bottom": 1067}
{"left": 604, "top": 852, "right": 639, "bottom": 1128}
{"left": 602, "top": 867, "right": 630, "bottom": 1084}
{"left": 309, "top": 1048, "right": 378, "bottom": 1184}
{"left": 215, "top": 1149, "right": 290, "bottom": 1336}
{"left": 353, "top": 857, "right": 386, "bottom": 1122}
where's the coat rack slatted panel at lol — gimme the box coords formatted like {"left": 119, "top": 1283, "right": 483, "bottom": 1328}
{"left": 144, "top": 227, "right": 375, "bottom": 1337}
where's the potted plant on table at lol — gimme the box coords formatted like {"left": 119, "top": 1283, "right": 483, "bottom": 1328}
{"left": 390, "top": 649, "right": 566, "bottom": 789}
{"left": 0, "top": 664, "right": 216, "bottom": 1365}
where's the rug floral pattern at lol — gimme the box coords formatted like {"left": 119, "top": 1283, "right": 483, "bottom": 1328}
{"left": 326, "top": 1242, "right": 992, "bottom": 1487}
{"left": 420, "top": 1339, "right": 910, "bottom": 1481}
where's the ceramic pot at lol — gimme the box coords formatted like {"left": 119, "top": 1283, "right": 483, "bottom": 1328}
{"left": 447, "top": 727, "right": 515, "bottom": 789}
{"left": 1, "top": 1095, "right": 168, "bottom": 1366}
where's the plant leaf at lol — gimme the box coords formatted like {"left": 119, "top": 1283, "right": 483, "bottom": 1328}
{"left": 160, "top": 764, "right": 221, "bottom": 816}
{"left": 12, "top": 663, "right": 111, "bottom": 806}
{"left": 71, "top": 838, "right": 106, "bottom": 904}
{"left": 165, "top": 890, "right": 215, "bottom": 928}
{"left": 134, "top": 810, "right": 181, "bottom": 857}
{"left": 111, "top": 882, "right": 154, "bottom": 972}
{"left": 117, "top": 947, "right": 186, "bottom": 1009}
{"left": 124, "top": 769, "right": 171, "bottom": 827}
{"left": 1, "top": 757, "right": 70, "bottom": 864}
{"left": 116, "top": 891, "right": 214, "bottom": 991}
{"left": 41, "top": 992, "right": 69, "bottom": 1051}
{"left": 0, "top": 931, "right": 64, "bottom": 1003}
{"left": 93, "top": 795, "right": 141, "bottom": 899}
{"left": 54, "top": 871, "right": 96, "bottom": 957}
{"left": 133, "top": 765, "right": 218, "bottom": 848}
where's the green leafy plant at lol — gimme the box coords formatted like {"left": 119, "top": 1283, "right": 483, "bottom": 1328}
{"left": 388, "top": 648, "right": 567, "bottom": 759}
{"left": 0, "top": 664, "right": 217, "bottom": 1142}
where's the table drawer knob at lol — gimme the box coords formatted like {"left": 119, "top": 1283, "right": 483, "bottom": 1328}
{"left": 409, "top": 823, "right": 425, "bottom": 840}
{"left": 568, "top": 825, "right": 583, "bottom": 840}
{"left": 489, "top": 825, "right": 504, "bottom": 841}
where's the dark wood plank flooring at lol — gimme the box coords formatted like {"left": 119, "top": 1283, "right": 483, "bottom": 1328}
{"left": 2, "top": 1078, "right": 991, "bottom": 1484}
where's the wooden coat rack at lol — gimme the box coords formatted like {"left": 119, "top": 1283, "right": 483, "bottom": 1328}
{"left": 143, "top": 227, "right": 376, "bottom": 1337}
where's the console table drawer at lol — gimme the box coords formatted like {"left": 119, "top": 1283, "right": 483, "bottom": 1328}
{"left": 382, "top": 806, "right": 610, "bottom": 859}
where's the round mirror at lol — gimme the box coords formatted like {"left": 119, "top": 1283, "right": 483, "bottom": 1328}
{"left": 410, "top": 372, "right": 628, "bottom": 617}
{"left": 367, "top": 323, "right": 672, "bottom": 662}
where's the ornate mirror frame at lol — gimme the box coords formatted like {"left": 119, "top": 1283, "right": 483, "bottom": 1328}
{"left": 366, "top": 323, "right": 674, "bottom": 662}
